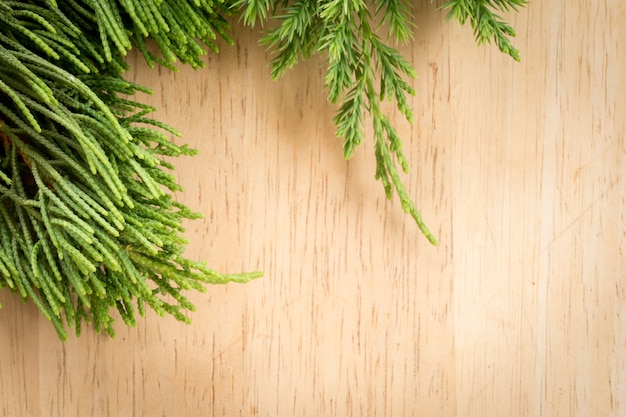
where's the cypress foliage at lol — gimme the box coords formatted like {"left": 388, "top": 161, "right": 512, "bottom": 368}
{"left": 0, "top": 0, "right": 523, "bottom": 339}
{"left": 0, "top": 0, "right": 260, "bottom": 340}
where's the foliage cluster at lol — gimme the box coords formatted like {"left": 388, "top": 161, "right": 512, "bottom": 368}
{"left": 0, "top": 0, "right": 524, "bottom": 339}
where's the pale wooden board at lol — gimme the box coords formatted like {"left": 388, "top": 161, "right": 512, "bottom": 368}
{"left": 1, "top": 1, "right": 624, "bottom": 416}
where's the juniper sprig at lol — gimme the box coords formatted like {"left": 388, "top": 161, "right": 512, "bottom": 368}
{"left": 234, "top": 0, "right": 525, "bottom": 245}
{"left": 441, "top": 0, "right": 526, "bottom": 61}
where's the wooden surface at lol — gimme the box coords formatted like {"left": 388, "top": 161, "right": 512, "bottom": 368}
{"left": 1, "top": 1, "right": 625, "bottom": 416}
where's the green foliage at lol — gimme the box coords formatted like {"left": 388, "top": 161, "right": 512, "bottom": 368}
{"left": 441, "top": 0, "right": 526, "bottom": 61}
{"left": 0, "top": 0, "right": 523, "bottom": 339}
{"left": 235, "top": 0, "right": 435, "bottom": 243}
{"left": 233, "top": 0, "right": 524, "bottom": 246}
{"left": 0, "top": 0, "right": 260, "bottom": 340}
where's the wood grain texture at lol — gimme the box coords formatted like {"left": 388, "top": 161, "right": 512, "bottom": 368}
{"left": 1, "top": 1, "right": 624, "bottom": 416}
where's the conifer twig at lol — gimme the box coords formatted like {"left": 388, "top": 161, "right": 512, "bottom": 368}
{"left": 0, "top": 0, "right": 261, "bottom": 340}
{"left": 233, "top": 0, "right": 524, "bottom": 245}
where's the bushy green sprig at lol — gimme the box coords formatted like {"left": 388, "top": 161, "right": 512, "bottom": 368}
{"left": 0, "top": 0, "right": 261, "bottom": 340}
{"left": 53, "top": 0, "right": 235, "bottom": 69}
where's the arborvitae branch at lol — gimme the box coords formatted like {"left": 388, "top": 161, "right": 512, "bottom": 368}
{"left": 0, "top": 0, "right": 261, "bottom": 340}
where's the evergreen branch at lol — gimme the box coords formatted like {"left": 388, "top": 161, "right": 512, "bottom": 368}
{"left": 440, "top": 0, "right": 526, "bottom": 61}
{"left": 0, "top": 1, "right": 261, "bottom": 340}
{"left": 232, "top": 0, "right": 275, "bottom": 26}
{"left": 239, "top": 0, "right": 438, "bottom": 242}
{"left": 375, "top": 0, "right": 414, "bottom": 42}
{"left": 234, "top": 0, "right": 524, "bottom": 244}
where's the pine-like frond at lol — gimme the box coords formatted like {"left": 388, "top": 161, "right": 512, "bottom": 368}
{"left": 0, "top": 0, "right": 260, "bottom": 340}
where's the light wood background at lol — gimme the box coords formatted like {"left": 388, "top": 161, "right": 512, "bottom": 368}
{"left": 1, "top": 1, "right": 625, "bottom": 416}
